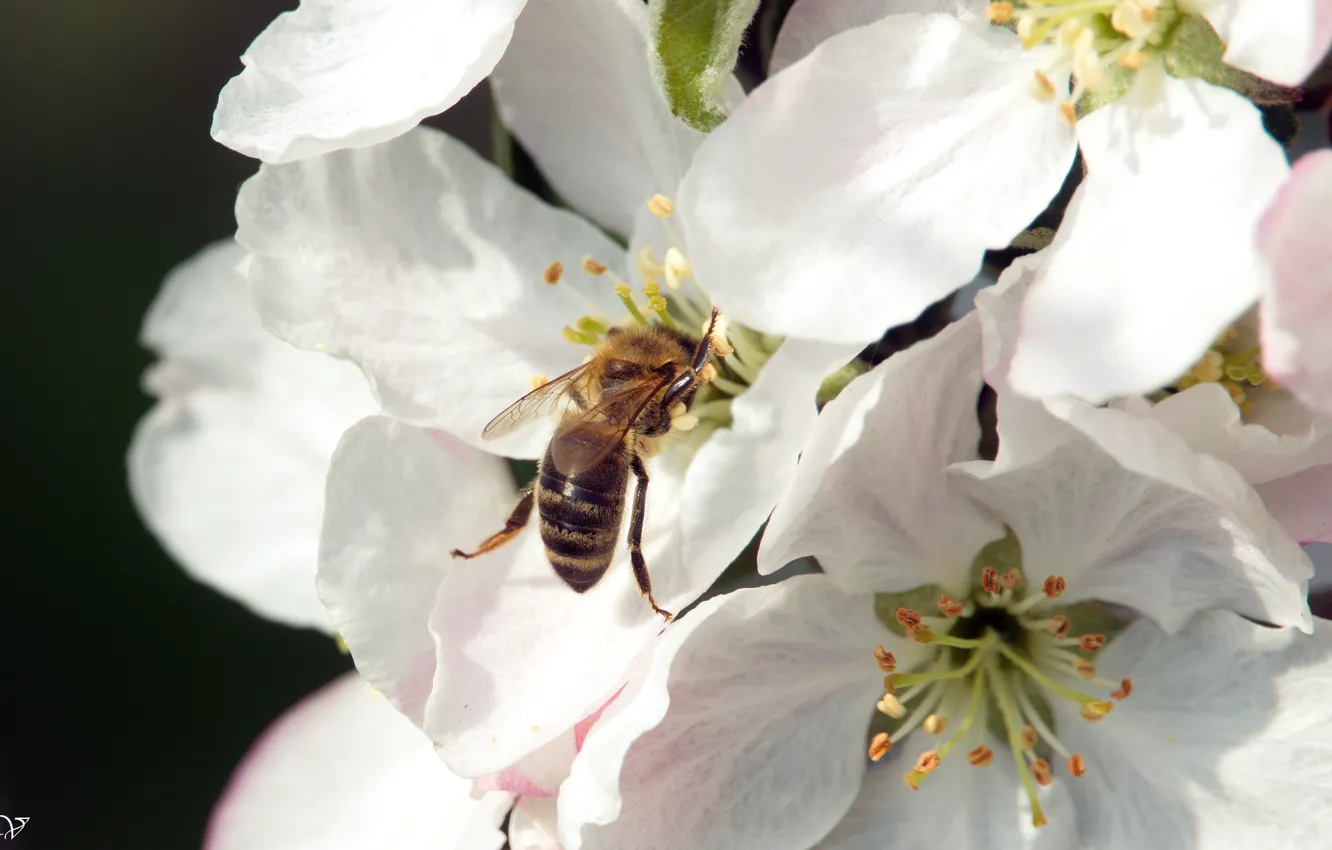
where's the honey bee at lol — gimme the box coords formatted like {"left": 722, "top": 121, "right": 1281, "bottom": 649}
{"left": 450, "top": 308, "right": 722, "bottom": 621}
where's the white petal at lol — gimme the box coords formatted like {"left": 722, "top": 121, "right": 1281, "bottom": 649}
{"left": 761, "top": 314, "right": 1005, "bottom": 591}
{"left": 491, "top": 0, "right": 739, "bottom": 237}
{"left": 955, "top": 400, "right": 1314, "bottom": 633}
{"left": 771, "top": 0, "right": 987, "bottom": 73}
{"left": 212, "top": 0, "right": 525, "bottom": 162}
{"left": 1054, "top": 612, "right": 1332, "bottom": 850}
{"left": 678, "top": 13, "right": 1075, "bottom": 344}
{"left": 509, "top": 796, "right": 562, "bottom": 850}
{"left": 1187, "top": 0, "right": 1332, "bottom": 86}
{"left": 1259, "top": 149, "right": 1332, "bottom": 418}
{"left": 1256, "top": 466, "right": 1332, "bottom": 545}
{"left": 206, "top": 674, "right": 510, "bottom": 850}
{"left": 237, "top": 127, "right": 627, "bottom": 457}
{"left": 130, "top": 241, "right": 377, "bottom": 631}
{"left": 318, "top": 417, "right": 516, "bottom": 726}
{"left": 817, "top": 732, "right": 1028, "bottom": 850}
{"left": 1010, "top": 72, "right": 1289, "bottom": 402}
{"left": 559, "top": 576, "right": 928, "bottom": 850}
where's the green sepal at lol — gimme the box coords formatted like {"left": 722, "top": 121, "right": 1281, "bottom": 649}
{"left": 648, "top": 0, "right": 760, "bottom": 131}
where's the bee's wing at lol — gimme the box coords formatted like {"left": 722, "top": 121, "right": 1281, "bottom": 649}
{"left": 550, "top": 372, "right": 675, "bottom": 475}
{"left": 481, "top": 362, "right": 595, "bottom": 441}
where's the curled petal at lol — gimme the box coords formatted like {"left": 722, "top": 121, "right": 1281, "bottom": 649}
{"left": 1187, "top": 0, "right": 1332, "bottom": 87}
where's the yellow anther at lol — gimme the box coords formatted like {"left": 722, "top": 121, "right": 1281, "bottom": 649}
{"left": 580, "top": 255, "right": 608, "bottom": 275}
{"left": 543, "top": 261, "right": 563, "bottom": 285}
{"left": 1074, "top": 49, "right": 1109, "bottom": 93}
{"left": 672, "top": 413, "right": 699, "bottom": 432}
{"left": 1079, "top": 700, "right": 1113, "bottom": 722}
{"left": 1067, "top": 753, "right": 1086, "bottom": 777}
{"left": 612, "top": 282, "right": 633, "bottom": 299}
{"left": 904, "top": 769, "right": 926, "bottom": 791}
{"left": 1073, "top": 657, "right": 1097, "bottom": 679}
{"left": 647, "top": 295, "right": 669, "bottom": 313}
{"left": 1057, "top": 102, "right": 1078, "bottom": 127}
{"left": 643, "top": 280, "right": 661, "bottom": 298}
{"left": 988, "top": 1, "right": 1014, "bottom": 23}
{"left": 698, "top": 362, "right": 718, "bottom": 383}
{"left": 877, "top": 693, "right": 908, "bottom": 719}
{"left": 1028, "top": 70, "right": 1057, "bottom": 102}
{"left": 869, "top": 732, "right": 893, "bottom": 762}
{"left": 1056, "top": 19, "right": 1090, "bottom": 53}
{"left": 1117, "top": 50, "right": 1148, "bottom": 69}
{"left": 647, "top": 194, "right": 675, "bottom": 218}
{"left": 530, "top": 373, "right": 549, "bottom": 390}
{"left": 907, "top": 624, "right": 935, "bottom": 644}
{"left": 923, "top": 714, "right": 948, "bottom": 735}
{"left": 664, "top": 247, "right": 692, "bottom": 290}
{"left": 1111, "top": 0, "right": 1155, "bottom": 38}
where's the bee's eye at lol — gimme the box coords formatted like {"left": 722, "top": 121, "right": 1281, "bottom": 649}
{"left": 603, "top": 359, "right": 640, "bottom": 379}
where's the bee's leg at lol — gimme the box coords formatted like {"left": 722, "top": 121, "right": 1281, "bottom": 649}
{"left": 628, "top": 455, "right": 673, "bottom": 622}
{"left": 450, "top": 485, "right": 534, "bottom": 560}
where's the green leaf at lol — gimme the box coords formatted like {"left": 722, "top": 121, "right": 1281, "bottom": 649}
{"left": 649, "top": 0, "right": 760, "bottom": 131}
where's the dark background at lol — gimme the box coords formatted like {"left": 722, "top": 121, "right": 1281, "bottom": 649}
{"left": 1, "top": 3, "right": 1329, "bottom": 849}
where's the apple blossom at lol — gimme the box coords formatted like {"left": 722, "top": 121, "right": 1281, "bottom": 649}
{"left": 237, "top": 0, "right": 860, "bottom": 785}
{"left": 557, "top": 310, "right": 1317, "bottom": 849}
{"left": 680, "top": 0, "right": 1305, "bottom": 405}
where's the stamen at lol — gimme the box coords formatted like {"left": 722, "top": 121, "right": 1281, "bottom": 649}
{"left": 1057, "top": 102, "right": 1077, "bottom": 126}
{"left": 938, "top": 593, "right": 965, "bottom": 617}
{"left": 914, "top": 751, "right": 942, "bottom": 773}
{"left": 562, "top": 326, "right": 600, "bottom": 346}
{"left": 1047, "top": 615, "right": 1071, "bottom": 639}
{"left": 896, "top": 608, "right": 922, "bottom": 629}
{"left": 697, "top": 363, "right": 718, "bottom": 384}
{"left": 1117, "top": 50, "right": 1148, "bottom": 68}
{"left": 1011, "top": 675, "right": 1075, "bottom": 760}
{"left": 580, "top": 255, "right": 608, "bottom": 275}
{"left": 1111, "top": 678, "right": 1133, "bottom": 700}
{"left": 543, "top": 261, "right": 563, "bottom": 285}
{"left": 1027, "top": 70, "right": 1057, "bottom": 101}
{"left": 968, "top": 746, "right": 994, "bottom": 766}
{"left": 612, "top": 282, "right": 652, "bottom": 326}
{"left": 907, "top": 624, "right": 935, "bottom": 644}
{"left": 1019, "top": 725, "right": 1039, "bottom": 752}
{"left": 1078, "top": 634, "right": 1106, "bottom": 652}
{"left": 923, "top": 714, "right": 948, "bottom": 735}
{"left": 988, "top": 666, "right": 1047, "bottom": 828}
{"left": 988, "top": 1, "right": 1015, "bottom": 23}
{"left": 576, "top": 316, "right": 609, "bottom": 335}
{"left": 1072, "top": 657, "right": 1097, "bottom": 679}
{"left": 1031, "top": 758, "right": 1054, "bottom": 786}
{"left": 1067, "top": 753, "right": 1086, "bottom": 777}
{"left": 889, "top": 634, "right": 994, "bottom": 688}
{"left": 995, "top": 640, "right": 1112, "bottom": 714}
{"left": 1042, "top": 576, "right": 1066, "bottom": 598}
{"left": 647, "top": 194, "right": 675, "bottom": 218}
{"left": 868, "top": 732, "right": 893, "bottom": 762}
{"left": 529, "top": 374, "right": 549, "bottom": 390}
{"left": 981, "top": 566, "right": 1002, "bottom": 595}
{"left": 873, "top": 645, "right": 897, "bottom": 673}
{"left": 877, "top": 693, "right": 908, "bottom": 719}
{"left": 1079, "top": 701, "right": 1113, "bottom": 722}
{"left": 706, "top": 312, "right": 735, "bottom": 358}
{"left": 999, "top": 569, "right": 1022, "bottom": 590}
{"left": 664, "top": 247, "right": 692, "bottom": 291}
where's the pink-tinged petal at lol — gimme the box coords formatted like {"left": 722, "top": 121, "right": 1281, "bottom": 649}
{"left": 207, "top": 674, "right": 510, "bottom": 850}
{"left": 771, "top": 0, "right": 986, "bottom": 73}
{"left": 212, "top": 0, "right": 525, "bottom": 162}
{"left": 492, "top": 0, "right": 739, "bottom": 237}
{"left": 509, "top": 796, "right": 562, "bottom": 850}
{"left": 760, "top": 314, "right": 1005, "bottom": 591}
{"left": 679, "top": 12, "right": 1075, "bottom": 344}
{"left": 318, "top": 417, "right": 516, "bottom": 726}
{"left": 1053, "top": 612, "right": 1332, "bottom": 849}
{"left": 955, "top": 399, "right": 1314, "bottom": 634}
{"left": 1187, "top": 0, "right": 1332, "bottom": 86}
{"left": 130, "top": 241, "right": 377, "bottom": 631}
{"left": 1259, "top": 149, "right": 1332, "bottom": 418}
{"left": 1256, "top": 465, "right": 1332, "bottom": 545}
{"left": 559, "top": 576, "right": 930, "bottom": 850}
{"left": 236, "top": 126, "right": 626, "bottom": 458}
{"left": 1010, "top": 72, "right": 1289, "bottom": 402}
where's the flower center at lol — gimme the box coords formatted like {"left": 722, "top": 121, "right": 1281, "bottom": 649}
{"left": 543, "top": 194, "right": 782, "bottom": 440}
{"left": 989, "top": 0, "right": 1181, "bottom": 124}
{"left": 868, "top": 541, "right": 1130, "bottom": 828}
{"left": 1150, "top": 323, "right": 1269, "bottom": 416}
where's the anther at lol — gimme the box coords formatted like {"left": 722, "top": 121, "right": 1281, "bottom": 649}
{"left": 988, "top": 1, "right": 1014, "bottom": 23}
{"left": 914, "top": 751, "right": 942, "bottom": 774}
{"left": 868, "top": 732, "right": 892, "bottom": 762}
{"left": 647, "top": 194, "right": 675, "bottom": 218}
{"left": 1117, "top": 51, "right": 1147, "bottom": 69}
{"left": 643, "top": 280, "right": 661, "bottom": 297}
{"left": 529, "top": 374, "right": 549, "bottom": 390}
{"left": 923, "top": 714, "right": 947, "bottom": 735}
{"left": 873, "top": 645, "right": 897, "bottom": 673}
{"left": 1079, "top": 700, "right": 1113, "bottom": 722}
{"left": 877, "top": 693, "right": 907, "bottom": 719}
{"left": 1067, "top": 753, "right": 1086, "bottom": 777}
{"left": 981, "top": 566, "right": 1001, "bottom": 594}
{"left": 896, "top": 608, "right": 922, "bottom": 629}
{"left": 1019, "top": 726, "right": 1038, "bottom": 752}
{"left": 1042, "top": 576, "right": 1066, "bottom": 598}
{"left": 1047, "top": 615, "right": 1071, "bottom": 639}
{"left": 1111, "top": 678, "right": 1133, "bottom": 700}
{"left": 1057, "top": 102, "right": 1077, "bottom": 127}
{"left": 1079, "top": 634, "right": 1106, "bottom": 653}
{"left": 647, "top": 295, "right": 669, "bottom": 313}
{"left": 938, "top": 593, "right": 965, "bottom": 617}
{"left": 613, "top": 282, "right": 633, "bottom": 299}
{"left": 698, "top": 362, "right": 718, "bottom": 383}
{"left": 580, "top": 255, "right": 607, "bottom": 275}
{"left": 907, "top": 624, "right": 935, "bottom": 644}
{"left": 1072, "top": 658, "right": 1096, "bottom": 679}
{"left": 1028, "top": 70, "right": 1057, "bottom": 102}
{"left": 1031, "top": 758, "right": 1054, "bottom": 787}
{"left": 664, "top": 247, "right": 692, "bottom": 291}
{"left": 543, "top": 261, "right": 563, "bottom": 285}
{"left": 967, "top": 746, "right": 994, "bottom": 766}
{"left": 999, "top": 568, "right": 1022, "bottom": 590}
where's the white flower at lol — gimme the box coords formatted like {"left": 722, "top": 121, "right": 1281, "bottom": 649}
{"left": 237, "top": 0, "right": 860, "bottom": 782}
{"left": 554, "top": 311, "right": 1317, "bottom": 849}
{"left": 978, "top": 248, "right": 1332, "bottom": 553}
{"left": 129, "top": 240, "right": 391, "bottom": 630}
{"left": 211, "top": 0, "right": 527, "bottom": 162}
{"left": 678, "top": 0, "right": 1302, "bottom": 403}
{"left": 205, "top": 674, "right": 511, "bottom": 850}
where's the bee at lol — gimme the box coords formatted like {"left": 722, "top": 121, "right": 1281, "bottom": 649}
{"left": 450, "top": 308, "right": 722, "bottom": 621}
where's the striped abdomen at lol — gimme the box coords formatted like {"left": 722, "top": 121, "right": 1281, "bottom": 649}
{"left": 537, "top": 444, "right": 629, "bottom": 592}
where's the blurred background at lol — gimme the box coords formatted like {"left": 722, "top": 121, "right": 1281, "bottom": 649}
{"left": 1, "top": 2, "right": 1329, "bottom": 848}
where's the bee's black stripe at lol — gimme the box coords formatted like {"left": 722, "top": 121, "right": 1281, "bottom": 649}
{"left": 538, "top": 469, "right": 620, "bottom": 509}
